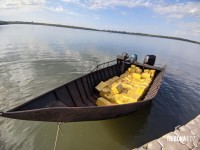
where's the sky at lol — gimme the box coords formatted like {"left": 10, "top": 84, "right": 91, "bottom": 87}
{"left": 0, "top": 0, "right": 200, "bottom": 41}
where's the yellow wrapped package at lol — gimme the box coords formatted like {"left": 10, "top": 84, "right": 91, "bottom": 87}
{"left": 120, "top": 89, "right": 128, "bottom": 94}
{"left": 128, "top": 68, "right": 134, "bottom": 73}
{"left": 115, "top": 97, "right": 129, "bottom": 104}
{"left": 112, "top": 76, "right": 120, "bottom": 81}
{"left": 103, "top": 92, "right": 115, "bottom": 102}
{"left": 116, "top": 95, "right": 138, "bottom": 104}
{"left": 111, "top": 83, "right": 123, "bottom": 94}
{"left": 131, "top": 65, "right": 136, "bottom": 68}
{"left": 100, "top": 87, "right": 110, "bottom": 97}
{"left": 128, "top": 94, "right": 141, "bottom": 101}
{"left": 139, "top": 85, "right": 148, "bottom": 90}
{"left": 135, "top": 69, "right": 142, "bottom": 74}
{"left": 120, "top": 72, "right": 128, "bottom": 78}
{"left": 96, "top": 97, "right": 113, "bottom": 106}
{"left": 139, "top": 82, "right": 149, "bottom": 87}
{"left": 101, "top": 93, "right": 110, "bottom": 100}
{"left": 110, "top": 94, "right": 123, "bottom": 103}
{"left": 126, "top": 88, "right": 137, "bottom": 96}
{"left": 107, "top": 76, "right": 119, "bottom": 84}
{"left": 132, "top": 73, "right": 141, "bottom": 80}
{"left": 144, "top": 69, "right": 149, "bottom": 73}
{"left": 145, "top": 79, "right": 152, "bottom": 84}
{"left": 124, "top": 76, "right": 132, "bottom": 82}
{"left": 109, "top": 80, "right": 120, "bottom": 88}
{"left": 132, "top": 79, "right": 140, "bottom": 84}
{"left": 105, "top": 79, "right": 113, "bottom": 85}
{"left": 119, "top": 79, "right": 126, "bottom": 83}
{"left": 121, "top": 82, "right": 134, "bottom": 89}
{"left": 149, "top": 69, "right": 156, "bottom": 74}
{"left": 150, "top": 72, "right": 155, "bottom": 78}
{"left": 95, "top": 81, "right": 107, "bottom": 92}
{"left": 140, "top": 79, "right": 145, "bottom": 82}
{"left": 135, "top": 88, "right": 146, "bottom": 96}
{"left": 141, "top": 73, "right": 150, "bottom": 79}
{"left": 125, "top": 96, "right": 138, "bottom": 103}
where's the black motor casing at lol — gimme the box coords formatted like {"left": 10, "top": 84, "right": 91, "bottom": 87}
{"left": 144, "top": 55, "right": 156, "bottom": 66}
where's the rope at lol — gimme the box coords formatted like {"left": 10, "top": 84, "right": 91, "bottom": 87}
{"left": 53, "top": 122, "right": 63, "bottom": 150}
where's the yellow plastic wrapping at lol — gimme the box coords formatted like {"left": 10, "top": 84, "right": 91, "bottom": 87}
{"left": 110, "top": 94, "right": 123, "bottom": 103}
{"left": 149, "top": 69, "right": 156, "bottom": 74}
{"left": 144, "top": 69, "right": 149, "bottom": 73}
{"left": 131, "top": 65, "right": 136, "bottom": 68}
{"left": 96, "top": 65, "right": 155, "bottom": 105}
{"left": 141, "top": 73, "right": 151, "bottom": 79}
{"left": 111, "top": 83, "right": 123, "bottom": 94}
{"left": 150, "top": 72, "right": 155, "bottom": 78}
{"left": 120, "top": 89, "right": 128, "bottom": 94}
{"left": 99, "top": 87, "right": 110, "bottom": 97}
{"left": 132, "top": 73, "right": 141, "bottom": 80}
{"left": 121, "top": 82, "right": 134, "bottom": 89}
{"left": 135, "top": 69, "right": 142, "bottom": 74}
{"left": 135, "top": 88, "right": 145, "bottom": 96}
{"left": 116, "top": 95, "right": 138, "bottom": 104}
{"left": 96, "top": 97, "right": 113, "bottom": 106}
{"left": 128, "top": 94, "right": 141, "bottom": 101}
{"left": 95, "top": 81, "right": 107, "bottom": 92}
{"left": 127, "top": 88, "right": 137, "bottom": 96}
{"left": 128, "top": 67, "right": 135, "bottom": 73}
{"left": 115, "top": 97, "right": 129, "bottom": 104}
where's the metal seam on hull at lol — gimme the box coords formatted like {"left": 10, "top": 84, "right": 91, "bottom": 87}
{"left": 75, "top": 80, "right": 87, "bottom": 106}
{"left": 88, "top": 74, "right": 95, "bottom": 91}
{"left": 102, "top": 68, "right": 107, "bottom": 80}
{"left": 85, "top": 76, "right": 97, "bottom": 103}
{"left": 93, "top": 73, "right": 98, "bottom": 85}
{"left": 111, "top": 65, "right": 115, "bottom": 76}
{"left": 85, "top": 76, "right": 93, "bottom": 95}
{"left": 53, "top": 91, "right": 59, "bottom": 101}
{"left": 95, "top": 71, "right": 100, "bottom": 84}
{"left": 80, "top": 78, "right": 90, "bottom": 99}
{"left": 107, "top": 66, "right": 112, "bottom": 78}
{"left": 65, "top": 85, "right": 76, "bottom": 106}
{"left": 99, "top": 70, "right": 104, "bottom": 81}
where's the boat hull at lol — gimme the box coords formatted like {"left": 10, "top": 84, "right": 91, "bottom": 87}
{"left": 1, "top": 100, "right": 151, "bottom": 122}
{"left": 0, "top": 60, "right": 166, "bottom": 122}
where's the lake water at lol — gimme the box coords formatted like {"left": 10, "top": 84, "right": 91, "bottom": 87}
{"left": 0, "top": 24, "right": 200, "bottom": 150}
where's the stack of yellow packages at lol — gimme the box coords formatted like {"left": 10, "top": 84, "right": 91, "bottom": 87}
{"left": 95, "top": 64, "right": 156, "bottom": 106}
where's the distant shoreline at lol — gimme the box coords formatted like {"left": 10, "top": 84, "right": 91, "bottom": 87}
{"left": 1, "top": 20, "right": 200, "bottom": 45}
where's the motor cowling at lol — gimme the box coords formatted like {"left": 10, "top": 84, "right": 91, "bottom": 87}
{"left": 143, "top": 55, "right": 156, "bottom": 66}
{"left": 129, "top": 54, "right": 137, "bottom": 63}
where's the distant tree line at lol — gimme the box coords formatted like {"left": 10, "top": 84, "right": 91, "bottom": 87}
{"left": 0, "top": 20, "right": 9, "bottom": 25}
{"left": 0, "top": 20, "right": 200, "bottom": 45}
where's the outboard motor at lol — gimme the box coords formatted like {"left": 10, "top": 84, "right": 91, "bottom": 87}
{"left": 117, "top": 53, "right": 129, "bottom": 74}
{"left": 129, "top": 54, "right": 138, "bottom": 63}
{"left": 143, "top": 55, "right": 156, "bottom": 66}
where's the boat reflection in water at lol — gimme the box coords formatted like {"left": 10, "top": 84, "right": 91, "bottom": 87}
{"left": 101, "top": 105, "right": 151, "bottom": 149}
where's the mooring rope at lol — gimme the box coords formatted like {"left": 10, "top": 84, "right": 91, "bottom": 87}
{"left": 53, "top": 122, "right": 63, "bottom": 150}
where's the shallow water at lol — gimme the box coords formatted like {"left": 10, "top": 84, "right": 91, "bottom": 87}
{"left": 0, "top": 24, "right": 200, "bottom": 150}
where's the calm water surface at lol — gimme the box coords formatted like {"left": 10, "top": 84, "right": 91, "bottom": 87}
{"left": 0, "top": 25, "right": 200, "bottom": 150}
